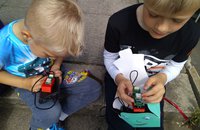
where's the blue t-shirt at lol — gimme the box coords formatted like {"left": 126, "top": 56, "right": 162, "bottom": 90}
{"left": 0, "top": 20, "right": 52, "bottom": 78}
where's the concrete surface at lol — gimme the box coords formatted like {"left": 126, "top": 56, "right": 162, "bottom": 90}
{"left": 0, "top": 0, "right": 200, "bottom": 130}
{"left": 185, "top": 58, "right": 200, "bottom": 107}
{"left": 191, "top": 40, "right": 200, "bottom": 75}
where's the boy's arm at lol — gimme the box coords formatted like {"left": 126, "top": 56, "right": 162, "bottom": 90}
{"left": 51, "top": 58, "right": 63, "bottom": 84}
{"left": 160, "top": 60, "right": 187, "bottom": 83}
{"left": 51, "top": 57, "right": 63, "bottom": 70}
{"left": 104, "top": 49, "right": 134, "bottom": 105}
{"left": 103, "top": 49, "right": 121, "bottom": 81}
{"left": 142, "top": 60, "right": 187, "bottom": 103}
{"left": 0, "top": 70, "right": 44, "bottom": 92}
{"left": 0, "top": 70, "right": 28, "bottom": 89}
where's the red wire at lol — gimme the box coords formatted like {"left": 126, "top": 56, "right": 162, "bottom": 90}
{"left": 164, "top": 97, "right": 189, "bottom": 121}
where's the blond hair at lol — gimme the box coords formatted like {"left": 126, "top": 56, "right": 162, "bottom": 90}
{"left": 25, "top": 0, "right": 84, "bottom": 57}
{"left": 144, "top": 0, "right": 200, "bottom": 15}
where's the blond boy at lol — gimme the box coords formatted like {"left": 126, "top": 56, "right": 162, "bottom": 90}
{"left": 104, "top": 0, "right": 200, "bottom": 130}
{"left": 0, "top": 0, "right": 101, "bottom": 130}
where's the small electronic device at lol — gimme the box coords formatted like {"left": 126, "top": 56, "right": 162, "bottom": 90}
{"left": 132, "top": 87, "right": 145, "bottom": 112}
{"left": 39, "top": 72, "right": 59, "bottom": 104}
{"left": 41, "top": 73, "right": 55, "bottom": 93}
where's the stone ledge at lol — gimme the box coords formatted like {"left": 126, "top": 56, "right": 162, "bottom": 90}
{"left": 185, "top": 58, "right": 200, "bottom": 107}
{"left": 0, "top": 88, "right": 26, "bottom": 107}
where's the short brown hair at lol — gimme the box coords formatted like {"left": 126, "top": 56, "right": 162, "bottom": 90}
{"left": 25, "top": 0, "right": 84, "bottom": 57}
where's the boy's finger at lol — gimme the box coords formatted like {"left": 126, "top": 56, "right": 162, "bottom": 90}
{"left": 121, "top": 94, "right": 134, "bottom": 105}
{"left": 143, "top": 95, "right": 163, "bottom": 103}
{"left": 117, "top": 89, "right": 134, "bottom": 103}
{"left": 144, "top": 78, "right": 155, "bottom": 90}
{"left": 143, "top": 88, "right": 164, "bottom": 103}
{"left": 142, "top": 87, "right": 156, "bottom": 97}
{"left": 54, "top": 71, "right": 62, "bottom": 77}
{"left": 143, "top": 93, "right": 158, "bottom": 102}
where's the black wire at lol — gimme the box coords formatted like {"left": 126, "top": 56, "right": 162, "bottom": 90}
{"left": 34, "top": 92, "right": 58, "bottom": 110}
{"left": 31, "top": 76, "right": 45, "bottom": 92}
{"left": 31, "top": 71, "right": 60, "bottom": 110}
{"left": 129, "top": 70, "right": 138, "bottom": 85}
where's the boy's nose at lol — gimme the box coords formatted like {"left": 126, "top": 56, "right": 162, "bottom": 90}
{"left": 154, "top": 19, "right": 170, "bottom": 34}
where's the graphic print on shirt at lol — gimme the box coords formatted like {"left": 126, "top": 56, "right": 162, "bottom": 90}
{"left": 18, "top": 58, "right": 53, "bottom": 77}
{"left": 144, "top": 55, "right": 168, "bottom": 76}
{"left": 119, "top": 45, "right": 169, "bottom": 77}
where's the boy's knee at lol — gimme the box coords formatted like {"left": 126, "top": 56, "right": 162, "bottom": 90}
{"left": 89, "top": 84, "right": 102, "bottom": 105}
{"left": 32, "top": 103, "right": 62, "bottom": 123}
{"left": 87, "top": 77, "right": 102, "bottom": 100}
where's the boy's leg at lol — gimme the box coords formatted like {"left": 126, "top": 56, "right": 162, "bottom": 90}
{"left": 15, "top": 88, "right": 62, "bottom": 130}
{"left": 60, "top": 74, "right": 101, "bottom": 116}
{"left": 104, "top": 72, "right": 164, "bottom": 130}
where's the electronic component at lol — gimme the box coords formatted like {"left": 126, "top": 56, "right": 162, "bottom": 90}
{"left": 41, "top": 73, "right": 55, "bottom": 93}
{"left": 132, "top": 86, "right": 145, "bottom": 112}
{"left": 39, "top": 72, "right": 59, "bottom": 104}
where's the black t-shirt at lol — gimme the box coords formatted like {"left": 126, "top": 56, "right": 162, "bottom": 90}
{"left": 104, "top": 4, "right": 200, "bottom": 62}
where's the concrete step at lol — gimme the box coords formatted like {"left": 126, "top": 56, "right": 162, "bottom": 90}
{"left": 0, "top": 103, "right": 107, "bottom": 130}
{"left": 0, "top": 105, "right": 195, "bottom": 130}
{"left": 0, "top": 106, "right": 30, "bottom": 130}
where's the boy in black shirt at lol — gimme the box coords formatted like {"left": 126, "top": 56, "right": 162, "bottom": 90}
{"left": 104, "top": 0, "right": 200, "bottom": 130}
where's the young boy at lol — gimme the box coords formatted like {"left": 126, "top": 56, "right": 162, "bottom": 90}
{"left": 0, "top": 0, "right": 101, "bottom": 130}
{"left": 104, "top": 0, "right": 200, "bottom": 130}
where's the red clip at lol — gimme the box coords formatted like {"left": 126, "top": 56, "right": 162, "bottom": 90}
{"left": 41, "top": 74, "right": 55, "bottom": 93}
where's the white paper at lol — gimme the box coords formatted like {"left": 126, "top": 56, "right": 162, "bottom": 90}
{"left": 114, "top": 48, "right": 149, "bottom": 89}
{"left": 113, "top": 48, "right": 149, "bottom": 109}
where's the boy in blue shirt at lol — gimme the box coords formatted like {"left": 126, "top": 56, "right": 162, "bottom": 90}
{"left": 0, "top": 0, "right": 101, "bottom": 130}
{"left": 104, "top": 0, "right": 200, "bottom": 130}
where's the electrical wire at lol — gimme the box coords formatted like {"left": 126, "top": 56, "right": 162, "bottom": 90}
{"left": 164, "top": 97, "right": 189, "bottom": 121}
{"left": 129, "top": 70, "right": 138, "bottom": 86}
{"left": 31, "top": 76, "right": 45, "bottom": 92}
{"left": 31, "top": 71, "right": 60, "bottom": 110}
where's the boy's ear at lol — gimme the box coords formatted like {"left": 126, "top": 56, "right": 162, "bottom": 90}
{"left": 21, "top": 30, "right": 32, "bottom": 42}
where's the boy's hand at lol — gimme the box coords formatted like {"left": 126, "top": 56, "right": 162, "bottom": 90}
{"left": 142, "top": 73, "right": 167, "bottom": 103}
{"left": 24, "top": 75, "right": 46, "bottom": 92}
{"left": 115, "top": 73, "right": 134, "bottom": 106}
{"left": 50, "top": 65, "right": 62, "bottom": 84}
